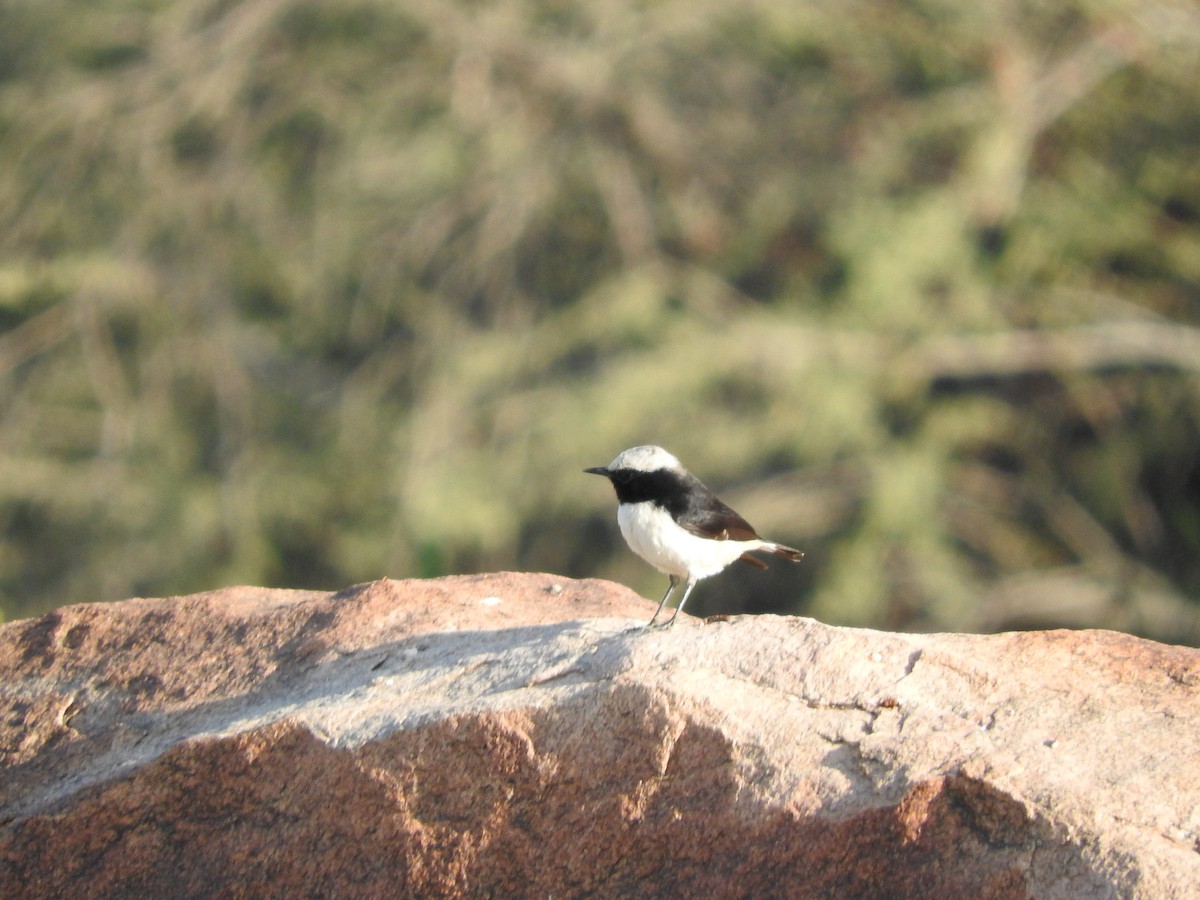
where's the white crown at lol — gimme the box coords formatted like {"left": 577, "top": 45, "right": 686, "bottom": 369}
{"left": 608, "top": 445, "right": 682, "bottom": 473}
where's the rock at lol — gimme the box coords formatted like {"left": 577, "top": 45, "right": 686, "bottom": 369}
{"left": 1, "top": 573, "right": 1198, "bottom": 898}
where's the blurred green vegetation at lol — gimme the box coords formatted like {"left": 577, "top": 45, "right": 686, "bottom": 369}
{"left": 2, "top": 0, "right": 1199, "bottom": 643}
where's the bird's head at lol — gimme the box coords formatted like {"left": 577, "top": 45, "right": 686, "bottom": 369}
{"left": 584, "top": 445, "right": 682, "bottom": 480}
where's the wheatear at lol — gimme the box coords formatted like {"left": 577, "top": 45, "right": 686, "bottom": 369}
{"left": 586, "top": 445, "right": 804, "bottom": 626}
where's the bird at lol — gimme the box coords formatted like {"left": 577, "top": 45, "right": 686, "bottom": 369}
{"left": 585, "top": 445, "right": 804, "bottom": 627}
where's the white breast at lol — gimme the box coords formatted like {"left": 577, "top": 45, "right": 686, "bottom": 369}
{"left": 616, "top": 502, "right": 763, "bottom": 581}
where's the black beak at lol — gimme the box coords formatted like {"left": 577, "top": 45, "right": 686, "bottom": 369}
{"left": 583, "top": 466, "right": 610, "bottom": 477}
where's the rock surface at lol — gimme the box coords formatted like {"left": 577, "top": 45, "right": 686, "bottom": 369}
{"left": 1, "top": 573, "right": 1198, "bottom": 898}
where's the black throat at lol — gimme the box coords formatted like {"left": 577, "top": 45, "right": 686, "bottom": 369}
{"left": 606, "top": 466, "right": 760, "bottom": 541}
{"left": 608, "top": 467, "right": 696, "bottom": 516}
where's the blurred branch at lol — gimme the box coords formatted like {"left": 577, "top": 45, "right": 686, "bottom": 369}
{"left": 899, "top": 320, "right": 1200, "bottom": 382}
{"left": 1039, "top": 488, "right": 1126, "bottom": 569}
{"left": 0, "top": 304, "right": 74, "bottom": 378}
{"left": 979, "top": 565, "right": 1200, "bottom": 645}
{"left": 74, "top": 297, "right": 135, "bottom": 456}
{"left": 1129, "top": 1, "right": 1200, "bottom": 50}
{"left": 744, "top": 315, "right": 1200, "bottom": 386}
{"left": 1027, "top": 24, "right": 1142, "bottom": 133}
{"left": 586, "top": 138, "right": 656, "bottom": 262}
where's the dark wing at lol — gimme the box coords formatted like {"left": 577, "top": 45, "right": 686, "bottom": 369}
{"left": 673, "top": 473, "right": 760, "bottom": 542}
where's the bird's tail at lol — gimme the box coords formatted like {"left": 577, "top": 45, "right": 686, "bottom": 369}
{"left": 763, "top": 542, "right": 805, "bottom": 562}
{"left": 738, "top": 542, "right": 805, "bottom": 569}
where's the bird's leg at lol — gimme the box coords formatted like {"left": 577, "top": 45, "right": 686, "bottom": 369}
{"left": 647, "top": 575, "right": 679, "bottom": 627}
{"left": 665, "top": 579, "right": 697, "bottom": 627}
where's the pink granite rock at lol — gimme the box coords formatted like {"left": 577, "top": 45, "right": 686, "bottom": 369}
{"left": 1, "top": 573, "right": 1198, "bottom": 897}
